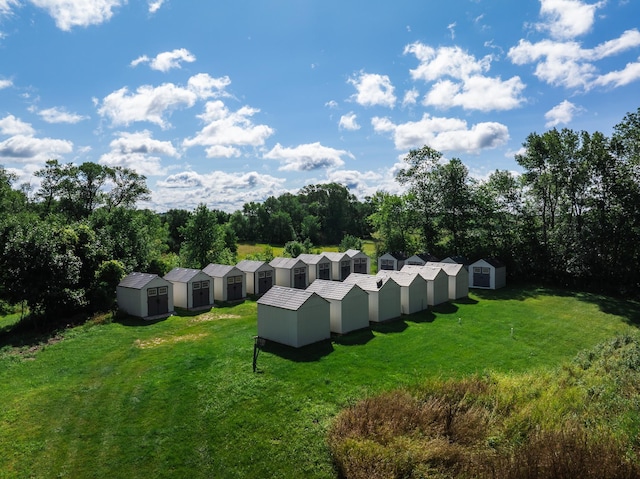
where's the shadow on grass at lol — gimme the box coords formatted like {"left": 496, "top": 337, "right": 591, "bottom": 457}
{"left": 404, "top": 309, "right": 437, "bottom": 323}
{"left": 333, "top": 328, "right": 375, "bottom": 346}
{"left": 261, "top": 338, "right": 334, "bottom": 362}
{"left": 114, "top": 314, "right": 169, "bottom": 327}
{"left": 430, "top": 303, "right": 459, "bottom": 315}
{"left": 470, "top": 284, "right": 546, "bottom": 301}
{"left": 371, "top": 318, "right": 408, "bottom": 334}
{"left": 575, "top": 292, "right": 640, "bottom": 327}
{"left": 453, "top": 296, "right": 479, "bottom": 305}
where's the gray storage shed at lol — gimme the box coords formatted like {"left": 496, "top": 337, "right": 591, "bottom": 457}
{"left": 257, "top": 286, "right": 330, "bottom": 348}
{"left": 269, "top": 257, "right": 308, "bottom": 289}
{"left": 203, "top": 264, "right": 246, "bottom": 302}
{"left": 377, "top": 270, "right": 428, "bottom": 315}
{"left": 424, "top": 262, "right": 469, "bottom": 300}
{"left": 346, "top": 249, "right": 370, "bottom": 274}
{"left": 469, "top": 258, "right": 506, "bottom": 289}
{"left": 323, "top": 251, "right": 352, "bottom": 281}
{"left": 378, "top": 252, "right": 408, "bottom": 271}
{"left": 236, "top": 260, "right": 274, "bottom": 296}
{"left": 117, "top": 272, "right": 174, "bottom": 319}
{"left": 306, "top": 279, "right": 369, "bottom": 334}
{"left": 297, "top": 254, "right": 331, "bottom": 283}
{"left": 163, "top": 268, "right": 214, "bottom": 310}
{"left": 343, "top": 273, "right": 401, "bottom": 322}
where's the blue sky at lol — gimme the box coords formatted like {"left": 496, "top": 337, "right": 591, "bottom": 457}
{"left": 1, "top": 0, "right": 640, "bottom": 212}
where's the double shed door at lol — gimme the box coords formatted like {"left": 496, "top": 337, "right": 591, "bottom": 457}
{"left": 227, "top": 275, "right": 244, "bottom": 301}
{"left": 473, "top": 267, "right": 491, "bottom": 288}
{"left": 293, "top": 267, "right": 306, "bottom": 289}
{"left": 192, "top": 280, "right": 211, "bottom": 308}
{"left": 353, "top": 258, "right": 367, "bottom": 274}
{"left": 147, "top": 286, "right": 169, "bottom": 316}
{"left": 257, "top": 270, "right": 273, "bottom": 295}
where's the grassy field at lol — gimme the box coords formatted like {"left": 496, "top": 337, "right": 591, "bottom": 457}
{"left": 236, "top": 240, "right": 377, "bottom": 261}
{"left": 0, "top": 285, "right": 638, "bottom": 478}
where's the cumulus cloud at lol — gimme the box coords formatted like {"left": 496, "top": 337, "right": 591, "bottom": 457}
{"left": 29, "top": 0, "right": 125, "bottom": 31}
{"left": 339, "top": 112, "right": 360, "bottom": 131}
{"left": 348, "top": 72, "right": 396, "bottom": 108}
{"left": 372, "top": 113, "right": 509, "bottom": 153}
{"left": 0, "top": 79, "right": 13, "bottom": 89}
{"left": 404, "top": 43, "right": 526, "bottom": 111}
{"left": 509, "top": 29, "right": 640, "bottom": 90}
{"left": 544, "top": 100, "right": 582, "bottom": 127}
{"left": 402, "top": 88, "right": 419, "bottom": 106}
{"left": 183, "top": 100, "right": 274, "bottom": 157}
{"left": 0, "top": 0, "right": 19, "bottom": 16}
{"left": 131, "top": 48, "right": 196, "bottom": 72}
{"left": 536, "top": 0, "right": 605, "bottom": 40}
{"left": 152, "top": 170, "right": 287, "bottom": 212}
{"left": 325, "top": 167, "right": 405, "bottom": 198}
{"left": 148, "top": 0, "right": 164, "bottom": 13}
{"left": 38, "top": 106, "right": 89, "bottom": 124}
{"left": 0, "top": 134, "right": 73, "bottom": 163}
{"left": 187, "top": 73, "right": 232, "bottom": 99}
{"left": 98, "top": 130, "right": 179, "bottom": 176}
{"left": 264, "top": 142, "right": 354, "bottom": 171}
{"left": 0, "top": 115, "right": 35, "bottom": 136}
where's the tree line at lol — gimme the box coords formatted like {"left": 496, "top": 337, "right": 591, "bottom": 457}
{"left": 1, "top": 107, "right": 639, "bottom": 323}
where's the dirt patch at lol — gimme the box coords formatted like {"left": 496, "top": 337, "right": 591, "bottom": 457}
{"left": 134, "top": 333, "right": 208, "bottom": 349}
{"left": 189, "top": 312, "right": 241, "bottom": 323}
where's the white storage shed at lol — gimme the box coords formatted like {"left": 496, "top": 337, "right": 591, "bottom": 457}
{"left": 378, "top": 252, "right": 408, "bottom": 271}
{"left": 403, "top": 265, "right": 449, "bottom": 306}
{"left": 236, "top": 260, "right": 274, "bottom": 296}
{"left": 269, "top": 257, "right": 308, "bottom": 289}
{"left": 343, "top": 273, "right": 401, "bottom": 322}
{"left": 346, "top": 249, "right": 370, "bottom": 274}
{"left": 203, "top": 264, "right": 246, "bottom": 302}
{"left": 297, "top": 254, "right": 331, "bottom": 282}
{"left": 469, "top": 258, "right": 506, "bottom": 290}
{"left": 423, "top": 262, "right": 469, "bottom": 300}
{"left": 322, "top": 252, "right": 352, "bottom": 281}
{"left": 257, "top": 286, "right": 330, "bottom": 348}
{"left": 117, "top": 272, "right": 174, "bottom": 319}
{"left": 306, "top": 279, "right": 369, "bottom": 334}
{"left": 163, "top": 268, "right": 214, "bottom": 310}
{"left": 377, "top": 270, "right": 428, "bottom": 315}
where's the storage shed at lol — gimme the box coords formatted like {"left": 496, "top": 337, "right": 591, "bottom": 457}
{"left": 469, "top": 258, "right": 506, "bottom": 290}
{"left": 346, "top": 249, "right": 370, "bottom": 274}
{"left": 269, "top": 257, "right": 308, "bottom": 289}
{"left": 441, "top": 256, "right": 468, "bottom": 269}
{"left": 163, "top": 268, "right": 214, "bottom": 310}
{"left": 297, "top": 254, "right": 331, "bottom": 283}
{"left": 236, "top": 260, "right": 274, "bottom": 296}
{"left": 306, "top": 279, "right": 369, "bottom": 334}
{"left": 405, "top": 253, "right": 439, "bottom": 266}
{"left": 377, "top": 270, "right": 428, "bottom": 315}
{"left": 257, "top": 286, "right": 330, "bottom": 348}
{"left": 202, "top": 264, "right": 246, "bottom": 301}
{"left": 323, "top": 251, "right": 352, "bottom": 281}
{"left": 378, "top": 252, "right": 408, "bottom": 271}
{"left": 401, "top": 265, "right": 449, "bottom": 306}
{"left": 117, "top": 272, "right": 174, "bottom": 319}
{"left": 343, "top": 273, "right": 401, "bottom": 322}
{"left": 423, "top": 262, "right": 469, "bottom": 300}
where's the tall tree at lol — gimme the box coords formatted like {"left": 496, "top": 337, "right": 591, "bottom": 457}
{"left": 180, "top": 204, "right": 229, "bottom": 268}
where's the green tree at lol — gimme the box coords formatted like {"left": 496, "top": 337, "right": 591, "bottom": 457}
{"left": 339, "top": 234, "right": 363, "bottom": 252}
{"left": 180, "top": 204, "right": 228, "bottom": 268}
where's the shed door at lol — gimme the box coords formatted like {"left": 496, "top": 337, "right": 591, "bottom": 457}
{"left": 381, "top": 259, "right": 394, "bottom": 270}
{"left": 340, "top": 260, "right": 351, "bottom": 281}
{"left": 318, "top": 263, "right": 330, "bottom": 280}
{"left": 148, "top": 286, "right": 169, "bottom": 316}
{"left": 473, "top": 267, "right": 491, "bottom": 288}
{"left": 293, "top": 267, "right": 306, "bottom": 289}
{"left": 354, "top": 258, "right": 366, "bottom": 274}
{"left": 258, "top": 271, "right": 273, "bottom": 295}
{"left": 193, "top": 280, "right": 210, "bottom": 308}
{"left": 227, "top": 276, "right": 243, "bottom": 301}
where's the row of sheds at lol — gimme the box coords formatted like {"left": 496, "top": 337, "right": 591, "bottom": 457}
{"left": 116, "top": 249, "right": 371, "bottom": 320}
{"left": 257, "top": 262, "right": 470, "bottom": 348}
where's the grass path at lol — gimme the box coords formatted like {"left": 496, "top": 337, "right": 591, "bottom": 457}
{"left": 0, "top": 285, "right": 637, "bottom": 478}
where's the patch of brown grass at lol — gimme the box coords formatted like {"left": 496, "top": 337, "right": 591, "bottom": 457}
{"left": 134, "top": 333, "right": 208, "bottom": 349}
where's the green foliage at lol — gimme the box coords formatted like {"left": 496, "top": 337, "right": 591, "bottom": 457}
{"left": 179, "top": 204, "right": 237, "bottom": 268}
{"left": 89, "top": 260, "right": 125, "bottom": 312}
{"left": 339, "top": 234, "right": 363, "bottom": 252}
{"left": 283, "top": 239, "right": 313, "bottom": 258}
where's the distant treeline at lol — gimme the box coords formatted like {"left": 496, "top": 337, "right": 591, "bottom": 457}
{"left": 1, "top": 107, "right": 639, "bottom": 321}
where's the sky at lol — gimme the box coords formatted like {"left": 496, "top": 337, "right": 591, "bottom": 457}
{"left": 1, "top": 0, "right": 640, "bottom": 213}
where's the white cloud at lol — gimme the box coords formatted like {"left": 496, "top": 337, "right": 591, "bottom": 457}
{"left": 148, "top": 0, "right": 164, "bottom": 13}
{"left": 372, "top": 113, "right": 509, "bottom": 153}
{"left": 326, "top": 167, "right": 405, "bottom": 199}
{"left": 187, "top": 73, "right": 231, "bottom": 99}
{"left": 98, "top": 83, "right": 197, "bottom": 128}
{"left": 404, "top": 43, "right": 525, "bottom": 111}
{"left": 29, "top": 0, "right": 125, "bottom": 31}
{"left": 325, "top": 100, "right": 339, "bottom": 109}
{"left": 348, "top": 72, "right": 396, "bottom": 108}
{"left": 0, "top": 115, "right": 35, "bottom": 136}
{"left": 508, "top": 30, "right": 640, "bottom": 89}
{"left": 0, "top": 0, "right": 19, "bottom": 16}
{"left": 339, "top": 112, "right": 360, "bottom": 131}
{"left": 38, "top": 106, "right": 89, "bottom": 124}
{"left": 152, "top": 170, "right": 287, "bottom": 212}
{"left": 537, "top": 0, "right": 605, "bottom": 40}
{"left": 264, "top": 142, "right": 353, "bottom": 171}
{"left": 447, "top": 22, "right": 456, "bottom": 40}
{"left": 183, "top": 100, "right": 274, "bottom": 157}
{"left": 402, "top": 88, "right": 419, "bottom": 106}
{"left": 0, "top": 134, "right": 73, "bottom": 163}
{"left": 0, "top": 79, "right": 12, "bottom": 89}
{"left": 544, "top": 100, "right": 582, "bottom": 127}
{"left": 131, "top": 48, "right": 196, "bottom": 72}
{"left": 98, "top": 130, "right": 178, "bottom": 176}
{"left": 591, "top": 57, "right": 640, "bottom": 88}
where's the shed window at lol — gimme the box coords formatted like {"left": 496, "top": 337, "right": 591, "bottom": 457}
{"left": 201, "top": 280, "right": 210, "bottom": 289}
{"left": 234, "top": 276, "right": 243, "bottom": 283}
{"left": 193, "top": 282, "right": 201, "bottom": 290}
{"left": 227, "top": 277, "right": 235, "bottom": 284}
{"left": 258, "top": 272, "right": 265, "bottom": 278}
{"left": 473, "top": 267, "right": 482, "bottom": 273}
{"left": 482, "top": 267, "right": 490, "bottom": 274}
{"left": 341, "top": 260, "right": 349, "bottom": 267}
{"left": 319, "top": 263, "right": 329, "bottom": 270}
{"left": 158, "top": 286, "right": 168, "bottom": 295}
{"left": 147, "top": 288, "right": 157, "bottom": 297}
{"left": 266, "top": 271, "right": 272, "bottom": 277}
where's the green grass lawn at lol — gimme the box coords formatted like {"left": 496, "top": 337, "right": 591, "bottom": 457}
{"left": 0, "top": 285, "right": 637, "bottom": 478}
{"left": 236, "top": 240, "right": 377, "bottom": 261}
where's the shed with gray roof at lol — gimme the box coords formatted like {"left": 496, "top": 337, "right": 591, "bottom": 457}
{"left": 297, "top": 254, "right": 331, "bottom": 283}
{"left": 343, "top": 273, "right": 401, "bottom": 322}
{"left": 257, "top": 286, "right": 330, "bottom": 348}
{"left": 376, "top": 270, "right": 428, "bottom": 314}
{"left": 306, "top": 279, "right": 369, "bottom": 334}
{"left": 163, "top": 268, "right": 214, "bottom": 310}
{"left": 322, "top": 251, "right": 352, "bottom": 281}
{"left": 236, "top": 260, "right": 274, "bottom": 296}
{"left": 203, "top": 264, "right": 246, "bottom": 302}
{"left": 269, "top": 257, "right": 308, "bottom": 289}
{"left": 117, "top": 272, "right": 174, "bottom": 319}
{"left": 346, "top": 249, "right": 370, "bottom": 274}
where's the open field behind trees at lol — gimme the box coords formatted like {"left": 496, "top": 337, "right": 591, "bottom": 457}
{"left": 0, "top": 285, "right": 639, "bottom": 478}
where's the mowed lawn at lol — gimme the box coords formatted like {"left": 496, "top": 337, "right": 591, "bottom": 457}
{"left": 0, "top": 285, "right": 638, "bottom": 478}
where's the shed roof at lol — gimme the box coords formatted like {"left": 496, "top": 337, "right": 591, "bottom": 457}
{"left": 376, "top": 270, "right": 421, "bottom": 287}
{"left": 164, "top": 267, "right": 202, "bottom": 283}
{"left": 343, "top": 273, "right": 396, "bottom": 291}
{"left": 306, "top": 279, "right": 362, "bottom": 300}
{"left": 345, "top": 249, "right": 368, "bottom": 259}
{"left": 297, "top": 253, "right": 329, "bottom": 265}
{"left": 323, "top": 252, "right": 349, "bottom": 262}
{"left": 380, "top": 251, "right": 408, "bottom": 261}
{"left": 269, "top": 257, "right": 304, "bottom": 269}
{"left": 419, "top": 266, "right": 445, "bottom": 281}
{"left": 236, "top": 260, "right": 270, "bottom": 273}
{"left": 203, "top": 263, "right": 240, "bottom": 277}
{"left": 118, "top": 272, "right": 161, "bottom": 289}
{"left": 257, "top": 285, "right": 325, "bottom": 310}
{"left": 425, "top": 261, "right": 465, "bottom": 276}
